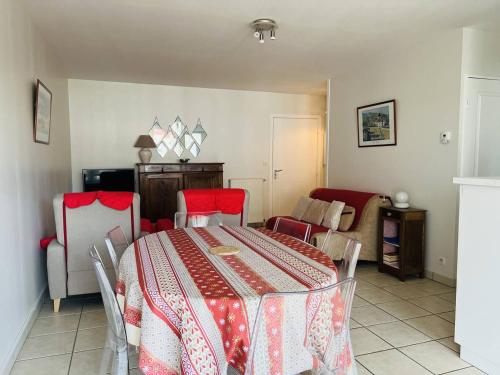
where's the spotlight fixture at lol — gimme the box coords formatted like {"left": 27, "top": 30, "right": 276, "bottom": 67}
{"left": 251, "top": 18, "right": 278, "bottom": 44}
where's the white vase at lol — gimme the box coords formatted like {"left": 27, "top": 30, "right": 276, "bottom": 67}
{"left": 138, "top": 148, "right": 152, "bottom": 163}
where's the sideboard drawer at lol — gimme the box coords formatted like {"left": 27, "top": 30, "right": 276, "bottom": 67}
{"left": 203, "top": 164, "right": 223, "bottom": 172}
{"left": 143, "top": 165, "right": 163, "bottom": 173}
{"left": 182, "top": 165, "right": 203, "bottom": 172}
{"left": 163, "top": 165, "right": 181, "bottom": 172}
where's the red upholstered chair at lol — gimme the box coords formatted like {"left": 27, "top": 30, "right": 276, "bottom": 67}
{"left": 273, "top": 217, "right": 312, "bottom": 242}
{"left": 177, "top": 189, "right": 249, "bottom": 226}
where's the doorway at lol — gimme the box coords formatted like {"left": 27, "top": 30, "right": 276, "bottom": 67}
{"left": 460, "top": 77, "right": 500, "bottom": 176}
{"left": 271, "top": 115, "right": 323, "bottom": 217}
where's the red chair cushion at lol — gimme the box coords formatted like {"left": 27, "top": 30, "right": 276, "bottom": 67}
{"left": 266, "top": 216, "right": 329, "bottom": 237}
{"left": 140, "top": 218, "right": 155, "bottom": 233}
{"left": 156, "top": 218, "right": 174, "bottom": 232}
{"left": 182, "top": 189, "right": 245, "bottom": 215}
{"left": 63, "top": 191, "right": 134, "bottom": 210}
{"left": 309, "top": 188, "right": 376, "bottom": 229}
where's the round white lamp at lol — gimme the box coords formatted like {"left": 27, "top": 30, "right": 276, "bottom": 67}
{"left": 394, "top": 191, "right": 410, "bottom": 209}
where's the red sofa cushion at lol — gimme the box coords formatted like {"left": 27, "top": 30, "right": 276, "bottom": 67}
{"left": 309, "top": 188, "right": 376, "bottom": 229}
{"left": 265, "top": 216, "right": 329, "bottom": 236}
{"left": 156, "top": 218, "right": 174, "bottom": 232}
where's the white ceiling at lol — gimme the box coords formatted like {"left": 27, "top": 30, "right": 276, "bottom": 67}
{"left": 23, "top": 0, "right": 500, "bottom": 94}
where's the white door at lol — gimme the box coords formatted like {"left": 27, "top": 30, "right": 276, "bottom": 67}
{"left": 461, "top": 77, "right": 500, "bottom": 176}
{"left": 272, "top": 115, "right": 322, "bottom": 217}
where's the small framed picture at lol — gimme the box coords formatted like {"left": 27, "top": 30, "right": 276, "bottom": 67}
{"left": 357, "top": 99, "right": 396, "bottom": 147}
{"left": 34, "top": 79, "right": 52, "bottom": 144}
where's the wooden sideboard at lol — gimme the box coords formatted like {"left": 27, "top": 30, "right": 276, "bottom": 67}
{"left": 136, "top": 163, "right": 224, "bottom": 222}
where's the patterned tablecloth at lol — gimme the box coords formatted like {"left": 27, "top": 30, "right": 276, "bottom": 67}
{"left": 117, "top": 226, "right": 354, "bottom": 375}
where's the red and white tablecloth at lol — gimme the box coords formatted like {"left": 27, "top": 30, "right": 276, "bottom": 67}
{"left": 117, "top": 226, "right": 354, "bottom": 375}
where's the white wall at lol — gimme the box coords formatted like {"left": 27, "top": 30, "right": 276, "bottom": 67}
{"left": 328, "top": 30, "right": 463, "bottom": 280}
{"left": 462, "top": 28, "right": 500, "bottom": 77}
{"left": 68, "top": 80, "right": 325, "bottom": 218}
{"left": 0, "top": 0, "right": 72, "bottom": 372}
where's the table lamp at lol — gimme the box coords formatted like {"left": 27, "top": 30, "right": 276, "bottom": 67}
{"left": 134, "top": 135, "right": 156, "bottom": 163}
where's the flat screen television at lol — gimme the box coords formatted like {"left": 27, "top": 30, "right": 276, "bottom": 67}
{"left": 82, "top": 169, "right": 135, "bottom": 192}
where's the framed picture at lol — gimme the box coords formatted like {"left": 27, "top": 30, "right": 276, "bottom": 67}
{"left": 357, "top": 99, "right": 396, "bottom": 147}
{"left": 34, "top": 79, "right": 52, "bottom": 144}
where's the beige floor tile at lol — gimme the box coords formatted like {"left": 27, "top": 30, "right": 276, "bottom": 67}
{"left": 351, "top": 305, "right": 398, "bottom": 326}
{"left": 407, "top": 295, "right": 455, "bottom": 314}
{"left": 404, "top": 315, "right": 455, "bottom": 339}
{"left": 439, "top": 311, "right": 456, "bottom": 323}
{"left": 382, "top": 285, "right": 433, "bottom": 299}
{"left": 74, "top": 327, "right": 108, "bottom": 351}
{"left": 79, "top": 310, "right": 108, "bottom": 329}
{"left": 351, "top": 328, "right": 392, "bottom": 356}
{"left": 367, "top": 321, "right": 431, "bottom": 348}
{"left": 376, "top": 300, "right": 431, "bottom": 320}
{"left": 400, "top": 341, "right": 470, "bottom": 374}
{"left": 445, "top": 367, "right": 486, "bottom": 374}
{"left": 437, "top": 292, "right": 456, "bottom": 303}
{"left": 355, "top": 279, "right": 377, "bottom": 291}
{"left": 10, "top": 354, "right": 71, "bottom": 375}
{"left": 69, "top": 349, "right": 103, "bottom": 375}
{"left": 38, "top": 300, "right": 82, "bottom": 318}
{"left": 82, "top": 298, "right": 104, "bottom": 313}
{"left": 438, "top": 337, "right": 460, "bottom": 353}
{"left": 357, "top": 349, "right": 432, "bottom": 374}
{"left": 355, "top": 288, "right": 401, "bottom": 304}
{"left": 352, "top": 295, "right": 371, "bottom": 308}
{"left": 355, "top": 361, "right": 372, "bottom": 375}
{"left": 418, "top": 281, "right": 455, "bottom": 295}
{"left": 358, "top": 272, "right": 404, "bottom": 287}
{"left": 18, "top": 332, "right": 76, "bottom": 360}
{"left": 350, "top": 319, "right": 362, "bottom": 329}
{"left": 29, "top": 315, "right": 80, "bottom": 336}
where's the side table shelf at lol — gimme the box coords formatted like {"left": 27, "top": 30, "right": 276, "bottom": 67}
{"left": 377, "top": 207, "right": 426, "bottom": 281}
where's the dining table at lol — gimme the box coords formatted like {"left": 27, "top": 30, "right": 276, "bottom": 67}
{"left": 116, "top": 226, "right": 355, "bottom": 375}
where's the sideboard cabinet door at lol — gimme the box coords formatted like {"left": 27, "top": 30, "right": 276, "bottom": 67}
{"left": 140, "top": 173, "right": 183, "bottom": 222}
{"left": 183, "top": 172, "right": 223, "bottom": 190}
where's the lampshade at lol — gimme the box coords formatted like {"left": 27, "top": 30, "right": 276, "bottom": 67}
{"left": 134, "top": 135, "right": 156, "bottom": 148}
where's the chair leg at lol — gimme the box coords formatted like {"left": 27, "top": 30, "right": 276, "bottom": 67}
{"left": 111, "top": 348, "right": 128, "bottom": 375}
{"left": 53, "top": 298, "right": 60, "bottom": 313}
{"left": 100, "top": 344, "right": 113, "bottom": 375}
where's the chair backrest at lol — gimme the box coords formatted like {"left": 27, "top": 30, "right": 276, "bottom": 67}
{"left": 174, "top": 211, "right": 222, "bottom": 229}
{"left": 53, "top": 193, "right": 140, "bottom": 275}
{"left": 89, "top": 246, "right": 128, "bottom": 349}
{"left": 273, "top": 217, "right": 312, "bottom": 242}
{"left": 177, "top": 189, "right": 250, "bottom": 226}
{"left": 321, "top": 230, "right": 362, "bottom": 279}
{"left": 245, "top": 278, "right": 356, "bottom": 375}
{"left": 105, "top": 226, "right": 130, "bottom": 279}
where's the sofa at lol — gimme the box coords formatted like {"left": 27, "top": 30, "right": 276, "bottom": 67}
{"left": 177, "top": 188, "right": 250, "bottom": 226}
{"left": 47, "top": 192, "right": 141, "bottom": 312}
{"left": 266, "top": 188, "right": 390, "bottom": 261}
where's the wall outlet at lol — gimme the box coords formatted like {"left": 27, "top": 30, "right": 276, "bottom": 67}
{"left": 438, "top": 256, "right": 446, "bottom": 265}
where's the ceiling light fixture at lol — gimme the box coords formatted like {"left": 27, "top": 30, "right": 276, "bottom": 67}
{"left": 251, "top": 19, "right": 277, "bottom": 44}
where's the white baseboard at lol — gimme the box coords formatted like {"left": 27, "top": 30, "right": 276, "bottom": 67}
{"left": 424, "top": 270, "right": 456, "bottom": 287}
{"left": 0, "top": 287, "right": 45, "bottom": 375}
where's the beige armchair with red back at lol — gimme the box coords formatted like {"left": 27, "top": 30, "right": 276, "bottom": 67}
{"left": 47, "top": 191, "right": 140, "bottom": 312}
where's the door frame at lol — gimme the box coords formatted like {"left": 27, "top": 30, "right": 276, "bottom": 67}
{"left": 458, "top": 75, "right": 500, "bottom": 177}
{"left": 269, "top": 114, "right": 323, "bottom": 218}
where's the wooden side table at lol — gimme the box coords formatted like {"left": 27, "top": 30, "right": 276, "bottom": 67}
{"left": 377, "top": 207, "right": 426, "bottom": 281}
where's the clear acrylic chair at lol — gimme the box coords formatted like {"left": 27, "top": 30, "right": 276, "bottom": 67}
{"left": 321, "top": 230, "right": 362, "bottom": 279}
{"left": 174, "top": 211, "right": 223, "bottom": 229}
{"left": 245, "top": 278, "right": 357, "bottom": 375}
{"left": 273, "top": 217, "right": 312, "bottom": 242}
{"left": 89, "top": 246, "right": 129, "bottom": 375}
{"left": 104, "top": 226, "right": 130, "bottom": 279}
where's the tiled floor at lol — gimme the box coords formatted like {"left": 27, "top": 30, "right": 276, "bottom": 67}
{"left": 10, "top": 263, "right": 484, "bottom": 374}
{"left": 352, "top": 263, "right": 484, "bottom": 375}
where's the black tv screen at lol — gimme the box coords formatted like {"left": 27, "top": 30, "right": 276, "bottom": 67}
{"left": 82, "top": 169, "right": 135, "bottom": 192}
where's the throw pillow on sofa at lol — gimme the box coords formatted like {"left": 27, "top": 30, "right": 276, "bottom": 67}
{"left": 338, "top": 205, "right": 356, "bottom": 231}
{"left": 322, "top": 200, "right": 346, "bottom": 230}
{"left": 291, "top": 196, "right": 314, "bottom": 220}
{"left": 301, "top": 199, "right": 330, "bottom": 225}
